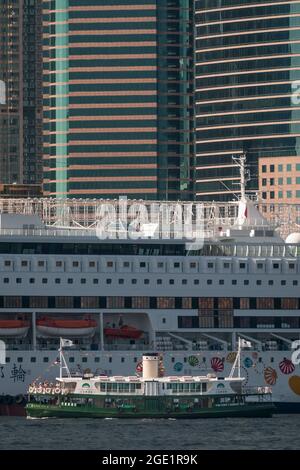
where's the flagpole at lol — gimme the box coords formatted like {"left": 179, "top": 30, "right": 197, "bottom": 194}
{"left": 59, "top": 337, "right": 62, "bottom": 379}
{"left": 238, "top": 337, "right": 241, "bottom": 379}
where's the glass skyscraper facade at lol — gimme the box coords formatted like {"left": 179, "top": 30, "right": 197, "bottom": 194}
{"left": 0, "top": 0, "right": 43, "bottom": 185}
{"left": 43, "top": 0, "right": 195, "bottom": 200}
{"left": 196, "top": 0, "right": 300, "bottom": 201}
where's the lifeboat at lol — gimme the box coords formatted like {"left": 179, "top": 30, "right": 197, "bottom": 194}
{"left": 104, "top": 325, "right": 143, "bottom": 339}
{"left": 0, "top": 319, "right": 30, "bottom": 337}
{"left": 36, "top": 317, "right": 97, "bottom": 337}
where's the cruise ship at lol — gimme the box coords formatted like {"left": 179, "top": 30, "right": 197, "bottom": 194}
{"left": 1, "top": 165, "right": 300, "bottom": 413}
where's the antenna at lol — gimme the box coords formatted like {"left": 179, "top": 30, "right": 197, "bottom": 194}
{"left": 232, "top": 154, "right": 250, "bottom": 201}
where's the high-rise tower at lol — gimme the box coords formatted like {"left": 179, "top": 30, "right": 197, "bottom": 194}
{"left": 0, "top": 0, "right": 43, "bottom": 185}
{"left": 196, "top": 0, "right": 300, "bottom": 201}
{"left": 43, "top": 0, "right": 195, "bottom": 200}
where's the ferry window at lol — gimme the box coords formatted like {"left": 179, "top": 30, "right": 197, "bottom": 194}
{"left": 182, "top": 279, "right": 187, "bottom": 285}
{"left": 4, "top": 260, "right": 11, "bottom": 266}
{"left": 94, "top": 357, "right": 100, "bottom": 363}
{"left": 194, "top": 279, "right": 199, "bottom": 285}
{"left": 100, "top": 384, "right": 106, "bottom": 392}
{"left": 207, "top": 279, "right": 212, "bottom": 285}
{"left": 107, "top": 261, "right": 113, "bottom": 268}
{"left": 169, "top": 279, "right": 174, "bottom": 285}
{"left": 140, "top": 262, "right": 146, "bottom": 268}
{"left": 119, "top": 279, "right": 124, "bottom": 284}
{"left": 132, "top": 279, "right": 137, "bottom": 284}
{"left": 21, "top": 261, "right": 28, "bottom": 266}
{"left": 73, "top": 261, "right": 79, "bottom": 267}
{"left": 256, "top": 280, "right": 262, "bottom": 286}
{"left": 157, "top": 262, "right": 164, "bottom": 268}
{"left": 207, "top": 262, "right": 214, "bottom": 268}
{"left": 42, "top": 278, "right": 48, "bottom": 284}
{"left": 93, "top": 279, "right": 99, "bottom": 284}
{"left": 17, "top": 357, "right": 23, "bottom": 363}
{"left": 69, "top": 357, "right": 74, "bottom": 363}
{"left": 162, "top": 318, "right": 166, "bottom": 324}
{"left": 29, "top": 278, "right": 35, "bottom": 284}
{"left": 157, "top": 279, "right": 162, "bottom": 285}
{"left": 121, "top": 358, "right": 125, "bottom": 363}
{"left": 144, "top": 279, "right": 150, "bottom": 285}
{"left": 55, "top": 278, "right": 61, "bottom": 284}
{"left": 81, "top": 278, "right": 86, "bottom": 284}
{"left": 293, "top": 280, "right": 298, "bottom": 286}
{"left": 38, "top": 261, "right": 44, "bottom": 267}
{"left": 16, "top": 278, "right": 22, "bottom": 284}
{"left": 56, "top": 261, "right": 62, "bottom": 267}
{"left": 123, "top": 262, "right": 130, "bottom": 268}
{"left": 82, "top": 357, "right": 87, "bottom": 363}
{"left": 219, "top": 280, "right": 224, "bottom": 285}
{"left": 5, "top": 357, "right": 10, "bottom": 363}
{"left": 174, "top": 262, "right": 180, "bottom": 268}
{"left": 259, "top": 358, "right": 262, "bottom": 363}
{"left": 268, "top": 280, "right": 274, "bottom": 286}
{"left": 232, "top": 280, "right": 237, "bottom": 285}
{"left": 68, "top": 278, "right": 73, "bottom": 284}
{"left": 30, "top": 357, "right": 36, "bottom": 363}
{"left": 89, "top": 261, "right": 96, "bottom": 267}
{"left": 43, "top": 357, "right": 49, "bottom": 363}
{"left": 134, "top": 357, "right": 137, "bottom": 363}
{"left": 106, "top": 279, "right": 112, "bottom": 284}
{"left": 244, "top": 280, "right": 249, "bottom": 285}
{"left": 271, "top": 357, "right": 274, "bottom": 363}
{"left": 109, "top": 357, "right": 112, "bottom": 363}
{"left": 281, "top": 280, "right": 286, "bottom": 286}
{"left": 202, "top": 383, "right": 207, "bottom": 392}
{"left": 171, "top": 357, "right": 175, "bottom": 363}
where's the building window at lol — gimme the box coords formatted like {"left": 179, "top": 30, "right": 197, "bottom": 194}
{"left": 182, "top": 279, "right": 187, "bottom": 285}
{"left": 107, "top": 261, "right": 113, "bottom": 268}
{"left": 207, "top": 279, "right": 212, "bottom": 285}
{"left": 132, "top": 279, "right": 137, "bottom": 284}
{"left": 256, "top": 280, "right": 262, "bottom": 285}
{"left": 278, "top": 191, "right": 283, "bottom": 199}
{"left": 244, "top": 280, "right": 249, "bottom": 285}
{"left": 56, "top": 261, "right": 62, "bottom": 267}
{"left": 157, "top": 262, "right": 164, "bottom": 268}
{"left": 144, "top": 279, "right": 150, "bottom": 285}
{"left": 219, "top": 280, "right": 224, "bottom": 285}
{"left": 29, "top": 278, "right": 35, "bottom": 284}
{"left": 207, "top": 262, "right": 214, "bottom": 269}
{"left": 270, "top": 178, "right": 274, "bottom": 186}
{"left": 293, "top": 280, "right": 298, "bottom": 286}
{"left": 42, "top": 278, "right": 48, "bottom": 284}
{"left": 3, "top": 278, "right": 9, "bottom": 284}
{"left": 262, "top": 178, "right": 267, "bottom": 186}
{"left": 118, "top": 279, "right": 124, "bottom": 285}
{"left": 194, "top": 279, "right": 199, "bottom": 285}
{"left": 262, "top": 192, "right": 267, "bottom": 199}
{"left": 21, "top": 261, "right": 28, "bottom": 267}
{"left": 123, "top": 262, "right": 130, "bottom": 268}
{"left": 4, "top": 260, "right": 11, "bottom": 267}
{"left": 140, "top": 262, "right": 146, "bottom": 268}
{"left": 262, "top": 165, "right": 267, "bottom": 173}
{"left": 157, "top": 279, "right": 162, "bottom": 285}
{"left": 239, "top": 263, "right": 246, "bottom": 269}
{"left": 73, "top": 261, "right": 79, "bottom": 267}
{"left": 68, "top": 278, "right": 73, "bottom": 284}
{"left": 169, "top": 279, "right": 175, "bottom": 285}
{"left": 106, "top": 279, "right": 112, "bottom": 284}
{"left": 43, "top": 357, "right": 49, "bottom": 363}
{"left": 89, "top": 261, "right": 96, "bottom": 268}
{"left": 270, "top": 191, "right": 275, "bottom": 199}
{"left": 190, "top": 262, "right": 197, "bottom": 268}
{"left": 268, "top": 280, "right": 274, "bottom": 286}
{"left": 232, "top": 280, "right": 237, "bottom": 285}
{"left": 287, "top": 177, "right": 292, "bottom": 185}
{"left": 81, "top": 279, "right": 86, "bottom": 284}
{"left": 281, "top": 280, "right": 286, "bottom": 286}
{"left": 287, "top": 164, "right": 292, "bottom": 171}
{"left": 278, "top": 164, "right": 283, "bottom": 172}
{"left": 270, "top": 165, "right": 274, "bottom": 173}
{"left": 93, "top": 279, "right": 99, "bottom": 284}
{"left": 55, "top": 278, "right": 61, "bottom": 284}
{"left": 174, "top": 262, "right": 180, "bottom": 268}
{"left": 287, "top": 191, "right": 292, "bottom": 199}
{"left": 30, "top": 357, "right": 36, "bottom": 363}
{"left": 16, "top": 278, "right": 22, "bottom": 284}
{"left": 278, "top": 177, "right": 283, "bottom": 185}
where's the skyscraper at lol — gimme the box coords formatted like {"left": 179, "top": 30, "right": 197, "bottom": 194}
{"left": 0, "top": 0, "right": 43, "bottom": 185}
{"left": 196, "top": 0, "right": 300, "bottom": 201}
{"left": 42, "top": 0, "right": 195, "bottom": 200}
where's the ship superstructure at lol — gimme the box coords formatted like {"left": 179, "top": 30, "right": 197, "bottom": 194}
{"left": 0, "top": 164, "right": 300, "bottom": 412}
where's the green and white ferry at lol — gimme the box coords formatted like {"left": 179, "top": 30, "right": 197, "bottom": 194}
{"left": 26, "top": 339, "right": 275, "bottom": 419}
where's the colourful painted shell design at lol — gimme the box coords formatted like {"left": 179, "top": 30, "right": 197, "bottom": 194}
{"left": 226, "top": 352, "right": 237, "bottom": 364}
{"left": 174, "top": 362, "right": 183, "bottom": 372}
{"left": 188, "top": 356, "right": 199, "bottom": 367}
{"left": 279, "top": 358, "right": 295, "bottom": 375}
{"left": 211, "top": 357, "right": 224, "bottom": 373}
{"left": 243, "top": 357, "right": 253, "bottom": 368}
{"left": 264, "top": 367, "right": 277, "bottom": 386}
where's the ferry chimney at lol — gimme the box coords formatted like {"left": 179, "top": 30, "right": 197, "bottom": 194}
{"left": 142, "top": 353, "right": 160, "bottom": 379}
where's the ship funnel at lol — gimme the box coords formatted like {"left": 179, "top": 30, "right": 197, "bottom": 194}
{"left": 142, "top": 353, "right": 160, "bottom": 379}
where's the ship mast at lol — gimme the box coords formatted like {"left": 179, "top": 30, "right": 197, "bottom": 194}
{"left": 232, "top": 154, "right": 250, "bottom": 202}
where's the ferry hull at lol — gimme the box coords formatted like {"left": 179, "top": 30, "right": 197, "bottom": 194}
{"left": 26, "top": 403, "right": 275, "bottom": 419}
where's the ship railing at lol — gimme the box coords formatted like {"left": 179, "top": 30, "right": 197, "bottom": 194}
{"left": 243, "top": 386, "right": 272, "bottom": 396}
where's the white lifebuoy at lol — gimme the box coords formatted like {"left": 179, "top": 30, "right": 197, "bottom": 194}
{"left": 29, "top": 386, "right": 35, "bottom": 394}
{"left": 45, "top": 388, "right": 51, "bottom": 394}
{"left": 54, "top": 387, "right": 61, "bottom": 394}
{"left": 37, "top": 387, "right": 43, "bottom": 394}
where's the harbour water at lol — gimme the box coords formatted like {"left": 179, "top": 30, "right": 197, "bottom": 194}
{"left": 0, "top": 415, "right": 299, "bottom": 450}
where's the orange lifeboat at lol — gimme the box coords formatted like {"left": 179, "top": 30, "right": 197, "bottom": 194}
{"left": 104, "top": 325, "right": 143, "bottom": 339}
{"left": 36, "top": 316, "right": 97, "bottom": 337}
{"left": 0, "top": 319, "right": 30, "bottom": 337}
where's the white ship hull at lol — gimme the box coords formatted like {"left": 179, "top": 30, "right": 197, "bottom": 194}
{"left": 0, "top": 327, "right": 29, "bottom": 337}
{"left": 1, "top": 349, "right": 300, "bottom": 410}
